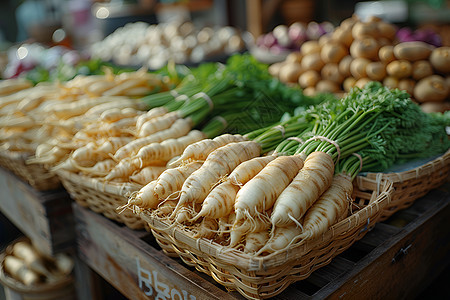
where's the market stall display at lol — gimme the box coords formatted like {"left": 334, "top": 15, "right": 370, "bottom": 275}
{"left": 0, "top": 3, "right": 449, "bottom": 298}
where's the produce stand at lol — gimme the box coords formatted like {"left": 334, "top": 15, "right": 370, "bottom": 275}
{"left": 73, "top": 183, "right": 449, "bottom": 299}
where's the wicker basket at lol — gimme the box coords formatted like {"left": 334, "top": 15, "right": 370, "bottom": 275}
{"left": 356, "top": 149, "right": 450, "bottom": 221}
{"left": 141, "top": 178, "right": 393, "bottom": 300}
{"left": 0, "top": 150, "right": 61, "bottom": 191}
{"left": 0, "top": 239, "right": 75, "bottom": 300}
{"left": 56, "top": 170, "right": 148, "bottom": 231}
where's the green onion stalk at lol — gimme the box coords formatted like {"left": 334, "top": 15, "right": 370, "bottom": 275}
{"left": 139, "top": 62, "right": 220, "bottom": 109}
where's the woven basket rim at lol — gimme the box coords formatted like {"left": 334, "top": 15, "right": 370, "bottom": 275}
{"left": 141, "top": 178, "right": 394, "bottom": 271}
{"left": 56, "top": 169, "right": 142, "bottom": 196}
{"left": 360, "top": 149, "right": 450, "bottom": 182}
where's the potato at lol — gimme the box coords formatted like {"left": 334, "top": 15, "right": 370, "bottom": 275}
{"left": 320, "top": 42, "right": 348, "bottom": 64}
{"left": 393, "top": 41, "right": 435, "bottom": 61}
{"left": 303, "top": 86, "right": 317, "bottom": 96}
{"left": 414, "top": 75, "right": 449, "bottom": 102}
{"left": 343, "top": 77, "right": 357, "bottom": 92}
{"left": 352, "top": 21, "right": 379, "bottom": 39}
{"left": 318, "top": 33, "right": 333, "bottom": 46}
{"left": 278, "top": 63, "right": 303, "bottom": 83}
{"left": 316, "top": 80, "right": 341, "bottom": 93}
{"left": 301, "top": 53, "right": 324, "bottom": 72}
{"left": 298, "top": 70, "right": 320, "bottom": 88}
{"left": 331, "top": 26, "right": 353, "bottom": 47}
{"left": 355, "top": 78, "right": 371, "bottom": 89}
{"left": 350, "top": 37, "right": 380, "bottom": 60}
{"left": 429, "top": 47, "right": 450, "bottom": 74}
{"left": 300, "top": 40, "right": 321, "bottom": 55}
{"left": 350, "top": 57, "right": 371, "bottom": 79}
{"left": 340, "top": 16, "right": 359, "bottom": 29}
{"left": 412, "top": 60, "right": 434, "bottom": 81}
{"left": 420, "top": 101, "right": 450, "bottom": 113}
{"left": 268, "top": 62, "right": 284, "bottom": 77}
{"left": 302, "top": 86, "right": 316, "bottom": 96}
{"left": 386, "top": 60, "right": 413, "bottom": 79}
{"left": 377, "top": 37, "right": 391, "bottom": 47}
{"left": 321, "top": 63, "right": 344, "bottom": 84}
{"left": 398, "top": 78, "right": 416, "bottom": 96}
{"left": 379, "top": 45, "right": 396, "bottom": 63}
{"left": 366, "top": 61, "right": 386, "bottom": 81}
{"left": 376, "top": 22, "right": 397, "bottom": 41}
{"left": 338, "top": 55, "right": 353, "bottom": 77}
{"left": 285, "top": 52, "right": 303, "bottom": 63}
{"left": 383, "top": 76, "right": 399, "bottom": 89}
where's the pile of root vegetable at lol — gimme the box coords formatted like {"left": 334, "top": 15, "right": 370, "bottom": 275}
{"left": 269, "top": 15, "right": 450, "bottom": 110}
{"left": 0, "top": 68, "right": 172, "bottom": 157}
{"left": 128, "top": 82, "right": 449, "bottom": 256}
{"left": 2, "top": 54, "right": 320, "bottom": 187}
{"left": 2, "top": 239, "right": 73, "bottom": 286}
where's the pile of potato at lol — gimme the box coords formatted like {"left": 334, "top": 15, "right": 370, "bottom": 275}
{"left": 2, "top": 240, "right": 73, "bottom": 286}
{"left": 270, "top": 15, "right": 450, "bottom": 110}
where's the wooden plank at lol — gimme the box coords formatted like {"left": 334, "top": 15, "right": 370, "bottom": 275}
{"left": 306, "top": 257, "right": 355, "bottom": 288}
{"left": 312, "top": 187, "right": 450, "bottom": 299}
{"left": 0, "top": 167, "right": 75, "bottom": 256}
{"left": 350, "top": 223, "right": 402, "bottom": 253}
{"left": 72, "top": 253, "right": 104, "bottom": 300}
{"left": 73, "top": 203, "right": 241, "bottom": 300}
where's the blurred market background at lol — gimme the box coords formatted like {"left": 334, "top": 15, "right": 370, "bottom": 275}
{"left": 0, "top": 0, "right": 449, "bottom": 81}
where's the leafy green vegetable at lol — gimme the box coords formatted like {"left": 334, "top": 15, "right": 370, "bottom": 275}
{"left": 272, "top": 81, "right": 449, "bottom": 178}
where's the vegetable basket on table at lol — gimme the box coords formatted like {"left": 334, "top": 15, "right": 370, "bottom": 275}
{"left": 0, "top": 237, "right": 75, "bottom": 300}
{"left": 0, "top": 150, "right": 61, "bottom": 191}
{"left": 141, "top": 177, "right": 393, "bottom": 300}
{"left": 56, "top": 170, "right": 148, "bottom": 231}
{"left": 356, "top": 149, "right": 450, "bottom": 221}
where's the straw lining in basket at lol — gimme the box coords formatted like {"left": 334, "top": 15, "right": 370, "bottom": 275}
{"left": 56, "top": 170, "right": 149, "bottom": 231}
{"left": 141, "top": 178, "right": 393, "bottom": 300}
{"left": 357, "top": 149, "right": 450, "bottom": 221}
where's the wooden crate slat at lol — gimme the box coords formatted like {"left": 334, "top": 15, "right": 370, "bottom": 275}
{"left": 74, "top": 203, "right": 240, "bottom": 300}
{"left": 351, "top": 223, "right": 402, "bottom": 252}
{"left": 305, "top": 256, "right": 355, "bottom": 288}
{"left": 0, "top": 167, "right": 75, "bottom": 255}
